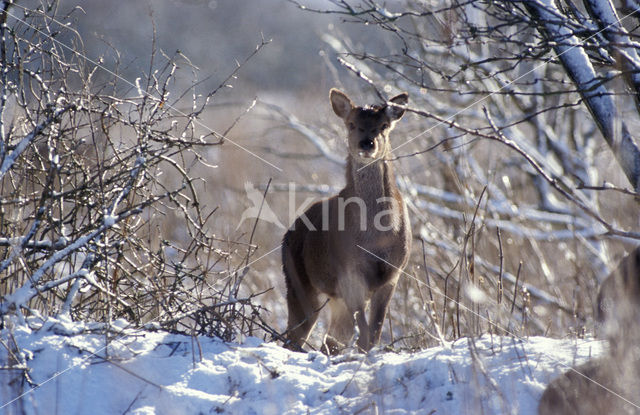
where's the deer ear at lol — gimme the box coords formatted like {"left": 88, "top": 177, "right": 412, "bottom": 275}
{"left": 330, "top": 88, "right": 353, "bottom": 119}
{"left": 387, "top": 92, "right": 409, "bottom": 121}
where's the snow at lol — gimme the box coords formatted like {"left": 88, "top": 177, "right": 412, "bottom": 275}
{"left": 0, "top": 318, "right": 606, "bottom": 414}
{"left": 0, "top": 106, "right": 72, "bottom": 180}
{"left": 102, "top": 214, "right": 118, "bottom": 228}
{"left": 464, "top": 283, "right": 489, "bottom": 304}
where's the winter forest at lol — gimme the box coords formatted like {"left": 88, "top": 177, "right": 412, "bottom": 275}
{"left": 1, "top": 0, "right": 640, "bottom": 413}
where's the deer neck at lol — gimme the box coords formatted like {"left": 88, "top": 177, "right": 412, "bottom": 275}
{"left": 344, "top": 153, "right": 398, "bottom": 206}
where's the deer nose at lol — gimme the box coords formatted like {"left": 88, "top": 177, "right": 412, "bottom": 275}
{"left": 359, "top": 139, "right": 375, "bottom": 151}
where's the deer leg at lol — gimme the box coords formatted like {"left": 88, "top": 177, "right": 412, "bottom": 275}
{"left": 338, "top": 274, "right": 371, "bottom": 352}
{"left": 354, "top": 306, "right": 370, "bottom": 352}
{"left": 368, "top": 281, "right": 397, "bottom": 347}
{"left": 323, "top": 298, "right": 354, "bottom": 355}
{"left": 283, "top": 242, "right": 321, "bottom": 351}
{"left": 285, "top": 286, "right": 320, "bottom": 351}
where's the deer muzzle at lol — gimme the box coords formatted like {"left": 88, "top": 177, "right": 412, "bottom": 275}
{"left": 358, "top": 138, "right": 377, "bottom": 158}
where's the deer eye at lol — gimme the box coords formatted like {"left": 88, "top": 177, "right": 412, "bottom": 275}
{"left": 381, "top": 123, "right": 389, "bottom": 130}
{"left": 348, "top": 122, "right": 356, "bottom": 130}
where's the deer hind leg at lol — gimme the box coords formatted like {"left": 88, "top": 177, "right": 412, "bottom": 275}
{"left": 368, "top": 280, "right": 397, "bottom": 347}
{"left": 283, "top": 241, "right": 321, "bottom": 351}
{"left": 285, "top": 285, "right": 320, "bottom": 351}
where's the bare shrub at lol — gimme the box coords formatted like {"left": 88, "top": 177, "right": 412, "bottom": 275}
{"left": 0, "top": 0, "right": 275, "bottom": 342}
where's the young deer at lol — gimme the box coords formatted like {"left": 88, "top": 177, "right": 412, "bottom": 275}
{"left": 282, "top": 89, "right": 412, "bottom": 354}
{"left": 538, "top": 247, "right": 640, "bottom": 415}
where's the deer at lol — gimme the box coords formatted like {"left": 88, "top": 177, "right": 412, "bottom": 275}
{"left": 538, "top": 247, "right": 640, "bottom": 415}
{"left": 282, "top": 88, "right": 412, "bottom": 354}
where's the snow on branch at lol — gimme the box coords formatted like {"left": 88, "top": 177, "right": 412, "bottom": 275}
{"left": 584, "top": 0, "right": 640, "bottom": 108}
{"left": 525, "top": 0, "right": 640, "bottom": 191}
{"left": 0, "top": 105, "right": 74, "bottom": 181}
{"left": 265, "top": 181, "right": 600, "bottom": 241}
{"left": 1, "top": 152, "right": 147, "bottom": 314}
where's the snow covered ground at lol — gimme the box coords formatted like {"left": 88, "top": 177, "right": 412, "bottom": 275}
{"left": 0, "top": 318, "right": 605, "bottom": 415}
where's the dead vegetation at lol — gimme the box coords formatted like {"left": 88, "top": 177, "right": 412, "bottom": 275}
{"left": 0, "top": 0, "right": 277, "bottom": 343}
{"left": 1, "top": 0, "right": 639, "bottom": 359}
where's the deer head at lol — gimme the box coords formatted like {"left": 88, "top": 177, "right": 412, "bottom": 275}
{"left": 330, "top": 88, "right": 408, "bottom": 161}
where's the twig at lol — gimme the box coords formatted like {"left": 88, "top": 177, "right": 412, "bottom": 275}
{"left": 497, "top": 228, "right": 504, "bottom": 306}
{"left": 511, "top": 262, "right": 523, "bottom": 317}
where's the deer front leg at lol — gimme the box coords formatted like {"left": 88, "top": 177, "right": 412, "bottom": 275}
{"left": 337, "top": 273, "right": 371, "bottom": 352}
{"left": 354, "top": 305, "right": 370, "bottom": 352}
{"left": 324, "top": 297, "right": 354, "bottom": 355}
{"left": 325, "top": 296, "right": 370, "bottom": 353}
{"left": 368, "top": 281, "right": 397, "bottom": 347}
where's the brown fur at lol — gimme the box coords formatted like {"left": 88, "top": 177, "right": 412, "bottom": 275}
{"left": 538, "top": 247, "right": 640, "bottom": 414}
{"left": 282, "top": 89, "right": 412, "bottom": 354}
